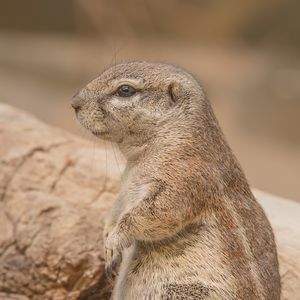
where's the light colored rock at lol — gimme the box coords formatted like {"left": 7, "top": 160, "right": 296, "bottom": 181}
{"left": 254, "top": 190, "right": 300, "bottom": 300}
{"left": 0, "top": 103, "right": 299, "bottom": 299}
{"left": 0, "top": 103, "right": 119, "bottom": 300}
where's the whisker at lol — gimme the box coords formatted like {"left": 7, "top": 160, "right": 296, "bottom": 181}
{"left": 111, "top": 141, "right": 124, "bottom": 184}
{"left": 104, "top": 139, "right": 108, "bottom": 180}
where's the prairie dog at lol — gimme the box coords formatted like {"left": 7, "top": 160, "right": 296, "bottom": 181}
{"left": 72, "top": 61, "right": 281, "bottom": 299}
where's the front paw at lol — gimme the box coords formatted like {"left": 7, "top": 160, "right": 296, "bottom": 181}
{"left": 105, "top": 244, "right": 121, "bottom": 282}
{"left": 105, "top": 230, "right": 132, "bottom": 281}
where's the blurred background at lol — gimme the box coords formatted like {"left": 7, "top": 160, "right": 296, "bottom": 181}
{"left": 0, "top": 0, "right": 299, "bottom": 200}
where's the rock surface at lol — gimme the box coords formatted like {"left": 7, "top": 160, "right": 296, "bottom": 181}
{"left": 0, "top": 103, "right": 299, "bottom": 299}
{"left": 0, "top": 103, "right": 119, "bottom": 300}
{"left": 254, "top": 190, "right": 300, "bottom": 300}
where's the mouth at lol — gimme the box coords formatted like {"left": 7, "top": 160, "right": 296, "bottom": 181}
{"left": 91, "top": 129, "right": 109, "bottom": 137}
{"left": 75, "top": 115, "right": 109, "bottom": 137}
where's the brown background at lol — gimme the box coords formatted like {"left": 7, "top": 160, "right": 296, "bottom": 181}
{"left": 0, "top": 0, "right": 299, "bottom": 200}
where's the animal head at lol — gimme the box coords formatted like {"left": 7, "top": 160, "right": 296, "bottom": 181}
{"left": 72, "top": 61, "right": 204, "bottom": 144}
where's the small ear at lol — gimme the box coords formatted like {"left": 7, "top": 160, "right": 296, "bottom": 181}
{"left": 168, "top": 81, "right": 184, "bottom": 105}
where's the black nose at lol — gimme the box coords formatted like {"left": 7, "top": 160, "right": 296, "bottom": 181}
{"left": 71, "top": 93, "right": 83, "bottom": 111}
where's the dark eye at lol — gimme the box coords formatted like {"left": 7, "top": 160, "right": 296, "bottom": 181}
{"left": 116, "top": 85, "right": 136, "bottom": 97}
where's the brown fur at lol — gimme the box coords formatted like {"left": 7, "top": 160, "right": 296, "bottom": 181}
{"left": 72, "top": 61, "right": 281, "bottom": 299}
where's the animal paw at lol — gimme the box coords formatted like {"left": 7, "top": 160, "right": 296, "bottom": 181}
{"left": 105, "top": 245, "right": 121, "bottom": 282}
{"left": 104, "top": 230, "right": 132, "bottom": 281}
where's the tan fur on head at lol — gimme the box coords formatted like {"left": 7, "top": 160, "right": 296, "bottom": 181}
{"left": 73, "top": 62, "right": 204, "bottom": 154}
{"left": 73, "top": 61, "right": 281, "bottom": 300}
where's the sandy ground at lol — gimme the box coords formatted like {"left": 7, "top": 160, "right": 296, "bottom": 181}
{"left": 0, "top": 31, "right": 299, "bottom": 200}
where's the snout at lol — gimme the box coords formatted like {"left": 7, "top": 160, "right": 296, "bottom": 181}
{"left": 71, "top": 93, "right": 84, "bottom": 112}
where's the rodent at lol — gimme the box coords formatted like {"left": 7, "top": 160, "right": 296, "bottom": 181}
{"left": 71, "top": 61, "right": 281, "bottom": 300}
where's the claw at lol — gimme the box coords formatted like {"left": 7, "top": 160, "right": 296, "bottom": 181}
{"left": 104, "top": 230, "right": 132, "bottom": 281}
{"left": 105, "top": 247, "right": 122, "bottom": 282}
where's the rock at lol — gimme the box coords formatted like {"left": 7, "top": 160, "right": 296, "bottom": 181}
{"left": 0, "top": 103, "right": 299, "bottom": 299}
{"left": 254, "top": 190, "right": 300, "bottom": 300}
{"left": 0, "top": 103, "right": 119, "bottom": 300}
